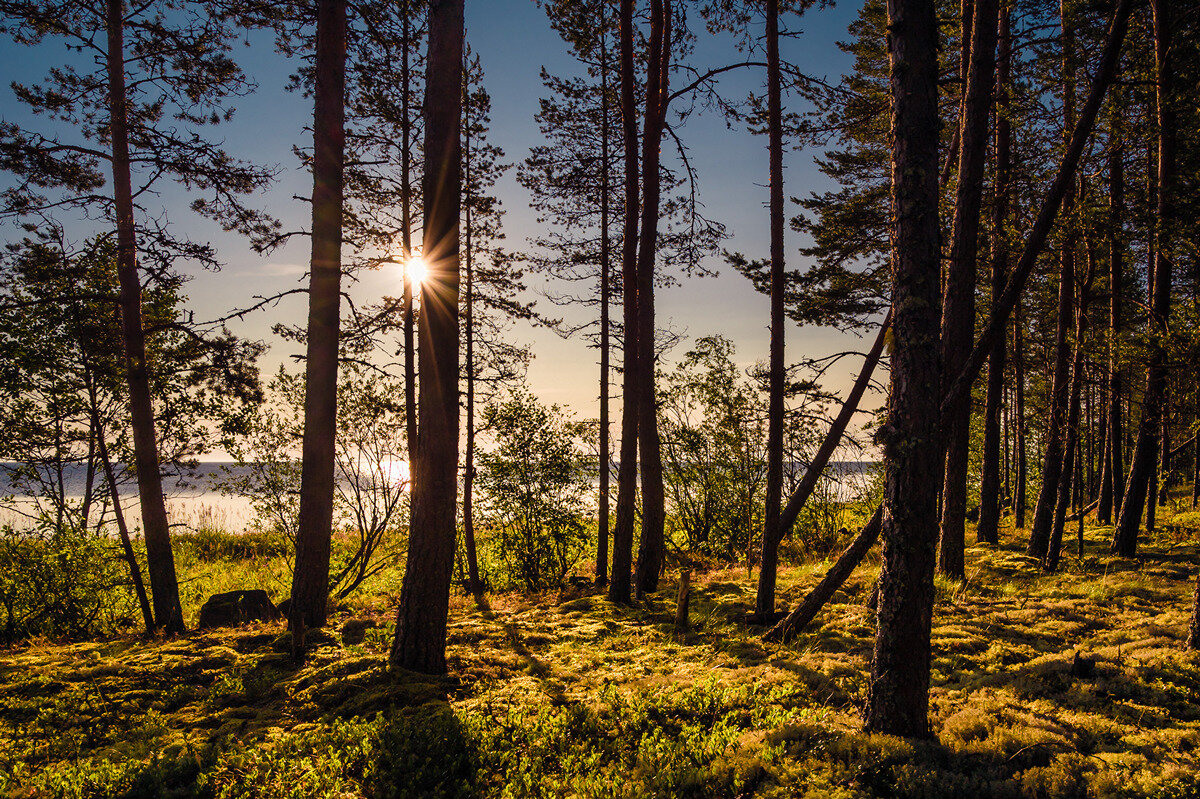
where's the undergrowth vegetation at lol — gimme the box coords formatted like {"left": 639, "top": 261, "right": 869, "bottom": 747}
{"left": 2, "top": 511, "right": 1199, "bottom": 798}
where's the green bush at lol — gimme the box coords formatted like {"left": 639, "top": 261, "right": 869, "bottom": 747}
{"left": 0, "top": 516, "right": 134, "bottom": 641}
{"left": 476, "top": 388, "right": 591, "bottom": 590}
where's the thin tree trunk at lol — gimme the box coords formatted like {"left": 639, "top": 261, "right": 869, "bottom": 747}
{"left": 462, "top": 97, "right": 480, "bottom": 596}
{"left": 1047, "top": 243, "right": 1095, "bottom": 572}
{"left": 390, "top": 0, "right": 463, "bottom": 675}
{"left": 105, "top": 0, "right": 183, "bottom": 633}
{"left": 769, "top": 311, "right": 891, "bottom": 562}
{"left": 86, "top": 365, "right": 153, "bottom": 634}
{"left": 1028, "top": 5, "right": 1077, "bottom": 561}
{"left": 597, "top": 18, "right": 612, "bottom": 587}
{"left": 1029, "top": 232, "right": 1075, "bottom": 559}
{"left": 1099, "top": 130, "right": 1123, "bottom": 524}
{"left": 863, "top": 0, "right": 942, "bottom": 738}
{"left": 976, "top": 0, "right": 1010, "bottom": 546}
{"left": 757, "top": 0, "right": 787, "bottom": 619}
{"left": 1113, "top": 0, "right": 1173, "bottom": 558}
{"left": 401, "top": 2, "right": 418, "bottom": 466}
{"left": 938, "top": 0, "right": 998, "bottom": 578}
{"left": 291, "top": 0, "right": 347, "bottom": 638}
{"left": 1014, "top": 302, "right": 1028, "bottom": 527}
{"left": 634, "top": 0, "right": 670, "bottom": 598}
{"left": 609, "top": 0, "right": 640, "bottom": 605}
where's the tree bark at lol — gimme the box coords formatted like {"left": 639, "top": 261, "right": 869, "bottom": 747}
{"left": 1028, "top": 231, "right": 1075, "bottom": 559}
{"left": 1047, "top": 245, "right": 1095, "bottom": 572}
{"left": 863, "top": 0, "right": 942, "bottom": 738}
{"left": 634, "top": 0, "right": 670, "bottom": 598}
{"left": 1028, "top": 4, "right": 1077, "bottom": 561}
{"left": 1014, "top": 302, "right": 1027, "bottom": 528}
{"left": 462, "top": 101, "right": 481, "bottom": 596}
{"left": 1113, "top": 0, "right": 1173, "bottom": 558}
{"left": 597, "top": 16, "right": 613, "bottom": 587}
{"left": 105, "top": 0, "right": 183, "bottom": 633}
{"left": 291, "top": 0, "right": 348, "bottom": 637}
{"left": 401, "top": 2, "right": 418, "bottom": 468}
{"left": 976, "top": 0, "right": 1011, "bottom": 546}
{"left": 609, "top": 0, "right": 640, "bottom": 605}
{"left": 938, "top": 0, "right": 998, "bottom": 578}
{"left": 390, "top": 0, "right": 463, "bottom": 675}
{"left": 1098, "top": 130, "right": 1124, "bottom": 525}
{"left": 758, "top": 0, "right": 788, "bottom": 619}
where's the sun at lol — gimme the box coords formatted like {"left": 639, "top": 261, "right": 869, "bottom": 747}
{"left": 406, "top": 254, "right": 428, "bottom": 288}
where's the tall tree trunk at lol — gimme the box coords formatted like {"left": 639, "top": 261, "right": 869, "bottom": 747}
{"left": 105, "top": 0, "right": 183, "bottom": 633}
{"left": 976, "top": 0, "right": 1010, "bottom": 546}
{"left": 597, "top": 19, "right": 612, "bottom": 587}
{"left": 633, "top": 0, "right": 670, "bottom": 598}
{"left": 1014, "top": 302, "right": 1028, "bottom": 527}
{"left": 401, "top": 2, "right": 418, "bottom": 466}
{"left": 1027, "top": 4, "right": 1077, "bottom": 561}
{"left": 462, "top": 103, "right": 481, "bottom": 596}
{"left": 609, "top": 0, "right": 640, "bottom": 605}
{"left": 1113, "top": 0, "right": 1173, "bottom": 558}
{"left": 863, "top": 0, "right": 942, "bottom": 739}
{"left": 1099, "top": 131, "right": 1124, "bottom": 524}
{"left": 1047, "top": 244, "right": 1095, "bottom": 571}
{"left": 291, "top": 0, "right": 347, "bottom": 637}
{"left": 1028, "top": 233, "right": 1075, "bottom": 558}
{"left": 938, "top": 0, "right": 998, "bottom": 578}
{"left": 757, "top": 0, "right": 787, "bottom": 619}
{"left": 390, "top": 0, "right": 463, "bottom": 675}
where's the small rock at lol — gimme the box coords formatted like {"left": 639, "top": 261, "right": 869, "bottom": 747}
{"left": 1070, "top": 651, "right": 1095, "bottom": 678}
{"left": 197, "top": 590, "right": 281, "bottom": 630}
{"left": 341, "top": 618, "right": 377, "bottom": 646}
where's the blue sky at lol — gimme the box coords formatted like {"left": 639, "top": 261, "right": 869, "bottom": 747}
{"left": 0, "top": 0, "right": 882, "bottom": 428}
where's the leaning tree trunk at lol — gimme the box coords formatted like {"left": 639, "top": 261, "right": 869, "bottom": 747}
{"left": 976, "top": 0, "right": 1010, "bottom": 546}
{"left": 938, "top": 0, "right": 998, "bottom": 578}
{"left": 633, "top": 0, "right": 671, "bottom": 599}
{"left": 609, "top": 0, "right": 640, "bottom": 605}
{"left": 291, "top": 0, "right": 348, "bottom": 638}
{"left": 390, "top": 0, "right": 463, "bottom": 675}
{"left": 86, "top": 365, "right": 154, "bottom": 635}
{"left": 757, "top": 0, "right": 788, "bottom": 620}
{"left": 105, "top": 0, "right": 183, "bottom": 633}
{"left": 863, "top": 0, "right": 942, "bottom": 739}
{"left": 1113, "top": 0, "right": 1174, "bottom": 558}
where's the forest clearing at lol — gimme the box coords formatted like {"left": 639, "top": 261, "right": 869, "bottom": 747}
{"left": 4, "top": 507, "right": 1200, "bottom": 798}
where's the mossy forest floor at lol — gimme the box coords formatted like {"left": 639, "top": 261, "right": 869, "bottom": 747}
{"left": 4, "top": 511, "right": 1200, "bottom": 798}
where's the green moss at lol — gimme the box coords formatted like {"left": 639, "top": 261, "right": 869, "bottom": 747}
{"left": 3, "top": 522, "right": 1200, "bottom": 797}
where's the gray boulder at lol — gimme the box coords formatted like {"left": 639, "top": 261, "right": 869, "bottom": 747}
{"left": 197, "top": 590, "right": 281, "bottom": 629}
